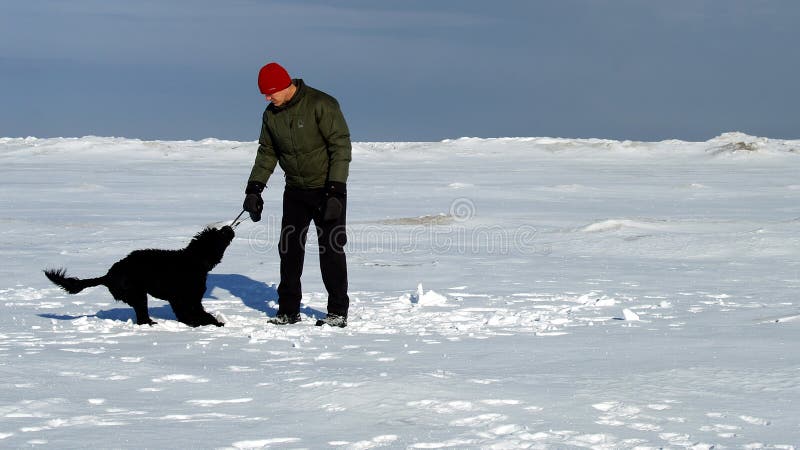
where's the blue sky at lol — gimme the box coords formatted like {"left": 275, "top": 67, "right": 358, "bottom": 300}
{"left": 1, "top": 0, "right": 798, "bottom": 141}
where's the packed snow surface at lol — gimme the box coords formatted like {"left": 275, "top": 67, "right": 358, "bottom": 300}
{"left": 1, "top": 132, "right": 799, "bottom": 448}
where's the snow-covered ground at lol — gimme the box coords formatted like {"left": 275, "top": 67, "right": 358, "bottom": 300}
{"left": 1, "top": 132, "right": 799, "bottom": 448}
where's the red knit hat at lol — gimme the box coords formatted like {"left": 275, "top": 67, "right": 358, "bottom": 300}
{"left": 258, "top": 62, "right": 292, "bottom": 95}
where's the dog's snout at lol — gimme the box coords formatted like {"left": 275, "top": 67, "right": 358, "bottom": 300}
{"left": 221, "top": 225, "right": 235, "bottom": 240}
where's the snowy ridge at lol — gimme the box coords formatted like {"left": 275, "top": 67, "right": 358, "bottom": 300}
{"left": 2, "top": 131, "right": 799, "bottom": 159}
{"left": 1, "top": 133, "right": 799, "bottom": 448}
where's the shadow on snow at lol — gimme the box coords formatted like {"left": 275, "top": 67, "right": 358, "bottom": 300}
{"left": 204, "top": 273, "right": 277, "bottom": 314}
{"left": 206, "top": 273, "right": 326, "bottom": 318}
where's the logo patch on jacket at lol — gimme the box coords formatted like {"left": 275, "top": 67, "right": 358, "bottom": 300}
{"left": 297, "top": 119, "right": 305, "bottom": 128}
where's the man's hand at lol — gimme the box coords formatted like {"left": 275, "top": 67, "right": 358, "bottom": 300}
{"left": 322, "top": 181, "right": 346, "bottom": 222}
{"left": 243, "top": 181, "right": 265, "bottom": 222}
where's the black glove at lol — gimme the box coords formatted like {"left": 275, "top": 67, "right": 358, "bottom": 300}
{"left": 243, "top": 181, "right": 265, "bottom": 222}
{"left": 322, "top": 181, "right": 346, "bottom": 222}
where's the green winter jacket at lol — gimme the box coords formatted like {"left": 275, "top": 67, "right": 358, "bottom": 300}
{"left": 248, "top": 79, "right": 351, "bottom": 189}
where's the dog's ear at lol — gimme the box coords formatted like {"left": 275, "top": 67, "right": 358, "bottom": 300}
{"left": 192, "top": 227, "right": 214, "bottom": 240}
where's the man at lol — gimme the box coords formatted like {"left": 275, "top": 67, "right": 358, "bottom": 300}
{"left": 243, "top": 62, "right": 351, "bottom": 328}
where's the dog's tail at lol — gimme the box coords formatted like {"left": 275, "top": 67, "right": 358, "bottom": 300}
{"left": 44, "top": 268, "right": 106, "bottom": 295}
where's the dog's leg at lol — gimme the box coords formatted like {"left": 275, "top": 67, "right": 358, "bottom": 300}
{"left": 170, "top": 298, "right": 196, "bottom": 327}
{"left": 197, "top": 309, "right": 224, "bottom": 327}
{"left": 126, "top": 291, "right": 156, "bottom": 326}
{"left": 171, "top": 296, "right": 223, "bottom": 327}
{"left": 189, "top": 309, "right": 223, "bottom": 327}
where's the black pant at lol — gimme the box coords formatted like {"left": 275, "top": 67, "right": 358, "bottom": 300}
{"left": 277, "top": 187, "right": 349, "bottom": 317}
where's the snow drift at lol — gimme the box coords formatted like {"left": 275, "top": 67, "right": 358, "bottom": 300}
{"left": 0, "top": 132, "right": 798, "bottom": 448}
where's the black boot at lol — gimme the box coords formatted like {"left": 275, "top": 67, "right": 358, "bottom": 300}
{"left": 315, "top": 314, "right": 347, "bottom": 328}
{"left": 268, "top": 313, "right": 301, "bottom": 325}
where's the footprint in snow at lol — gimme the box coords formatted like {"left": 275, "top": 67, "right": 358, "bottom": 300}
{"left": 151, "top": 374, "right": 209, "bottom": 383}
{"left": 449, "top": 413, "right": 507, "bottom": 427}
{"left": 186, "top": 398, "right": 253, "bottom": 407}
{"left": 406, "top": 399, "right": 475, "bottom": 414}
{"left": 299, "top": 380, "right": 363, "bottom": 389}
{"left": 480, "top": 399, "right": 522, "bottom": 406}
{"left": 319, "top": 403, "right": 347, "bottom": 412}
{"left": 329, "top": 435, "right": 398, "bottom": 448}
{"left": 230, "top": 437, "right": 301, "bottom": 449}
{"left": 592, "top": 400, "right": 687, "bottom": 433}
{"left": 314, "top": 352, "right": 341, "bottom": 361}
{"left": 739, "top": 415, "right": 771, "bottom": 426}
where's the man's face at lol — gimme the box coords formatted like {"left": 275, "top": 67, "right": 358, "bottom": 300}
{"left": 265, "top": 84, "right": 294, "bottom": 107}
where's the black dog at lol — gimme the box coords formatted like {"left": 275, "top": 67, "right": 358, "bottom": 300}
{"left": 44, "top": 226, "right": 235, "bottom": 327}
